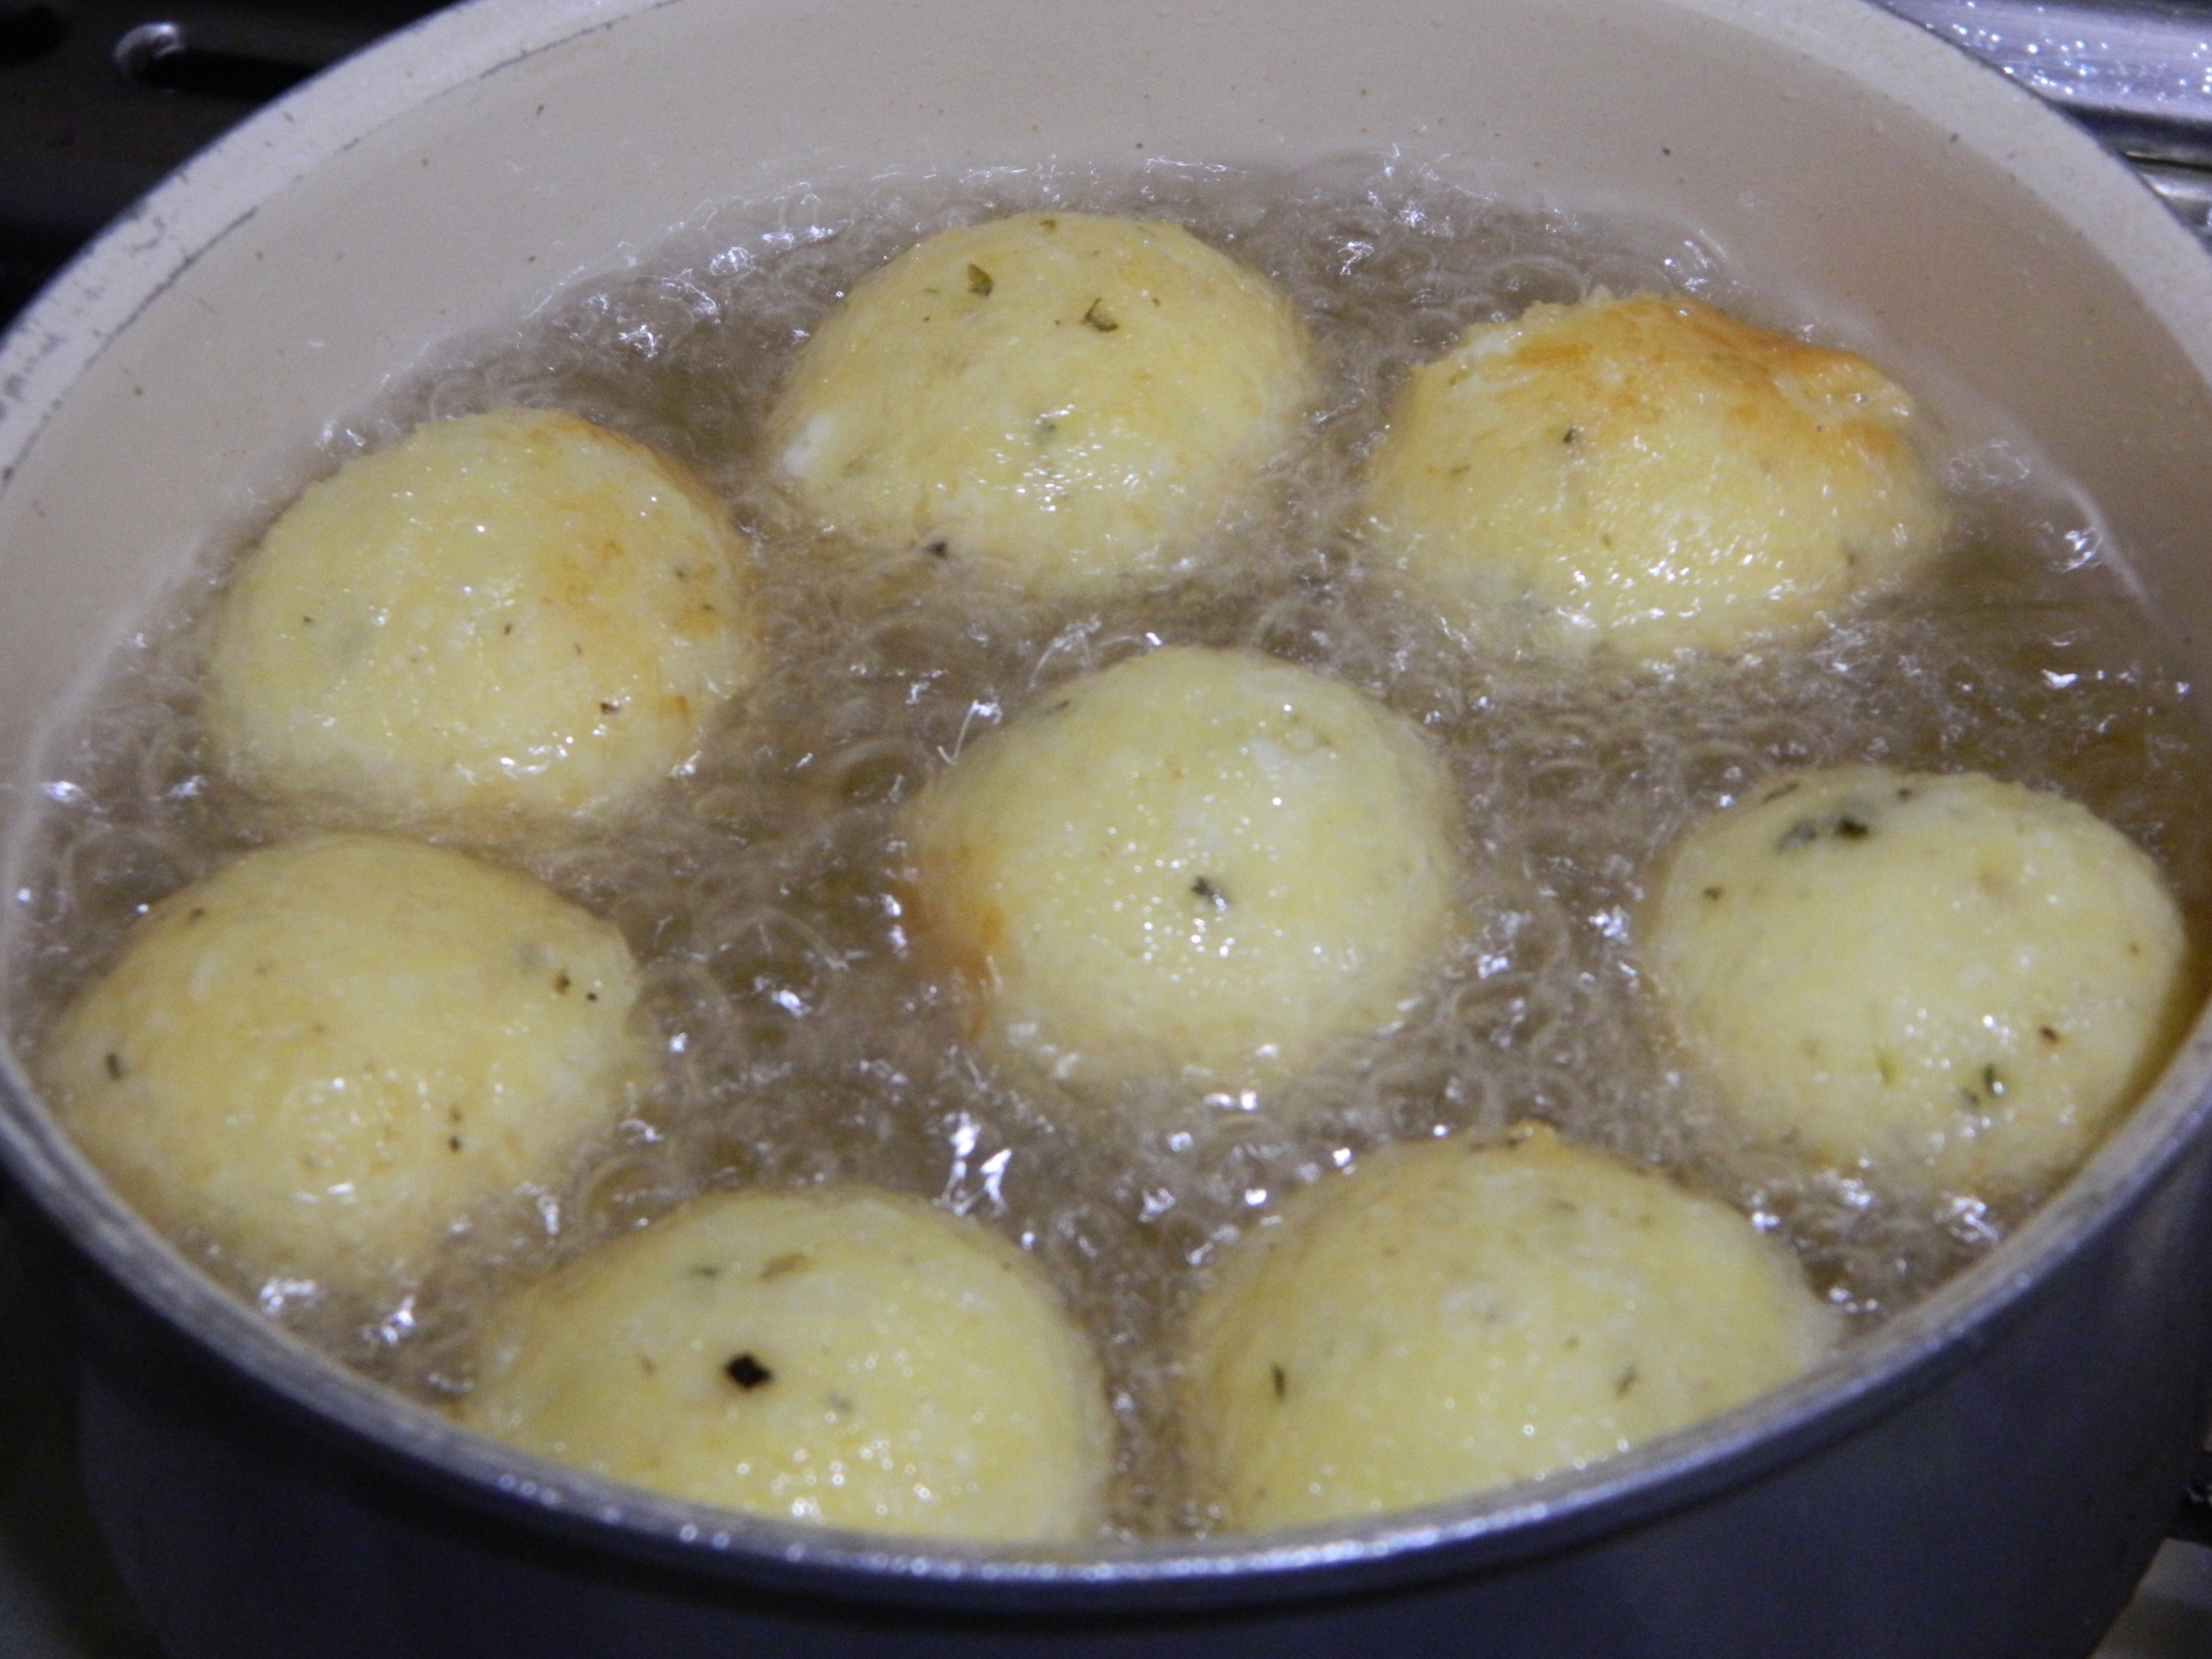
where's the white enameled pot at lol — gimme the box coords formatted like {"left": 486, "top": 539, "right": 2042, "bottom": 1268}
{"left": 4, "top": 2, "right": 2212, "bottom": 1655}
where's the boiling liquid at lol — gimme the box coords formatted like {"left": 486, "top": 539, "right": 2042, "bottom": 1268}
{"left": 13, "top": 159, "right": 2211, "bottom": 1538}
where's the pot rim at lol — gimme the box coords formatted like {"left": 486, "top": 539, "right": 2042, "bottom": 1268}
{"left": 3, "top": 0, "right": 2212, "bottom": 1614}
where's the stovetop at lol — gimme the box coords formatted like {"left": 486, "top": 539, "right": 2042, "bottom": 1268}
{"left": 1, "top": 2, "right": 2210, "bottom": 1654}
{"left": 0, "top": 0, "right": 443, "bottom": 323}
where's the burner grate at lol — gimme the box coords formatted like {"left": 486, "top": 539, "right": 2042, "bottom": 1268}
{"left": 1878, "top": 0, "right": 2212, "bottom": 235}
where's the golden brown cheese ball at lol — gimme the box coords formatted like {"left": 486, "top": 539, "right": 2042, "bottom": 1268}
{"left": 460, "top": 1186, "right": 1113, "bottom": 1542}
{"left": 206, "top": 408, "right": 761, "bottom": 829}
{"left": 1643, "top": 767, "right": 2189, "bottom": 1195}
{"left": 1185, "top": 1125, "right": 1838, "bottom": 1530}
{"left": 40, "top": 834, "right": 649, "bottom": 1295}
{"left": 1363, "top": 292, "right": 1949, "bottom": 665}
{"left": 765, "top": 212, "right": 1318, "bottom": 600}
{"left": 902, "top": 646, "right": 1464, "bottom": 1102}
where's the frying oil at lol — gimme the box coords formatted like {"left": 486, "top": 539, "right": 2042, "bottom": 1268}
{"left": 12, "top": 158, "right": 2210, "bottom": 1538}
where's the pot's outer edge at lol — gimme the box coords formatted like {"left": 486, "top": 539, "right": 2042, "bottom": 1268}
{"left": 62, "top": 1096, "right": 2212, "bottom": 1654}
{"left": 0, "top": 0, "right": 2208, "bottom": 1635}
{"left": 50, "top": 1036, "right": 2212, "bottom": 1621}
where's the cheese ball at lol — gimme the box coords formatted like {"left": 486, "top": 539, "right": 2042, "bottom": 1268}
{"left": 1185, "top": 1125, "right": 1839, "bottom": 1530}
{"left": 903, "top": 646, "right": 1464, "bottom": 1101}
{"left": 1363, "top": 292, "right": 1949, "bottom": 665}
{"left": 206, "top": 408, "right": 761, "bottom": 828}
{"left": 765, "top": 211, "right": 1318, "bottom": 600}
{"left": 1643, "top": 767, "right": 2190, "bottom": 1194}
{"left": 40, "top": 834, "right": 650, "bottom": 1294}
{"left": 460, "top": 1186, "right": 1114, "bottom": 1542}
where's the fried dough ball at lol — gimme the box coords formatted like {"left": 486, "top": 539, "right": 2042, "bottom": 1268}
{"left": 1185, "top": 1125, "right": 1839, "bottom": 1530}
{"left": 206, "top": 408, "right": 761, "bottom": 828}
{"left": 1643, "top": 768, "right": 2189, "bottom": 1194}
{"left": 903, "top": 646, "right": 1464, "bottom": 1102}
{"left": 40, "top": 834, "right": 650, "bottom": 1296}
{"left": 1363, "top": 292, "right": 1948, "bottom": 664}
{"left": 765, "top": 211, "right": 1317, "bottom": 599}
{"left": 460, "top": 1186, "right": 1113, "bottom": 1542}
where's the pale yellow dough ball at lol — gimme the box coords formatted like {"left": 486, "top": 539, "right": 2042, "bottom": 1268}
{"left": 903, "top": 646, "right": 1463, "bottom": 1100}
{"left": 1643, "top": 767, "right": 2190, "bottom": 1194}
{"left": 206, "top": 408, "right": 761, "bottom": 828}
{"left": 765, "top": 211, "right": 1318, "bottom": 599}
{"left": 1185, "top": 1125, "right": 1839, "bottom": 1530}
{"left": 460, "top": 1186, "right": 1114, "bottom": 1542}
{"left": 40, "top": 834, "right": 650, "bottom": 1294}
{"left": 1364, "top": 292, "right": 1949, "bottom": 664}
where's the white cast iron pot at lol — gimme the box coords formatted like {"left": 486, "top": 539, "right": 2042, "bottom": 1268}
{"left": 3, "top": 2, "right": 2212, "bottom": 1655}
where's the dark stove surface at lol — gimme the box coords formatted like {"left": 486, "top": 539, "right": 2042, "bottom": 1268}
{"left": 0, "top": 0, "right": 441, "bottom": 322}
{"left": 0, "top": 3, "right": 2209, "bottom": 1656}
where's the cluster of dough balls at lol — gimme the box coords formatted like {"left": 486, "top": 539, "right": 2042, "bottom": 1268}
{"left": 39, "top": 834, "right": 650, "bottom": 1294}
{"left": 1642, "top": 767, "right": 2189, "bottom": 1195}
{"left": 1184, "top": 1124, "right": 1839, "bottom": 1529}
{"left": 461, "top": 1185, "right": 1113, "bottom": 1542}
{"left": 765, "top": 211, "right": 1318, "bottom": 600}
{"left": 1364, "top": 292, "right": 1949, "bottom": 665}
{"left": 902, "top": 645, "right": 1465, "bottom": 1104}
{"left": 206, "top": 407, "right": 762, "bottom": 830}
{"left": 57, "top": 208, "right": 2196, "bottom": 1556}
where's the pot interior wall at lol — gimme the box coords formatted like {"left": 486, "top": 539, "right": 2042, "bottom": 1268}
{"left": 0, "top": 0, "right": 2210, "bottom": 1582}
